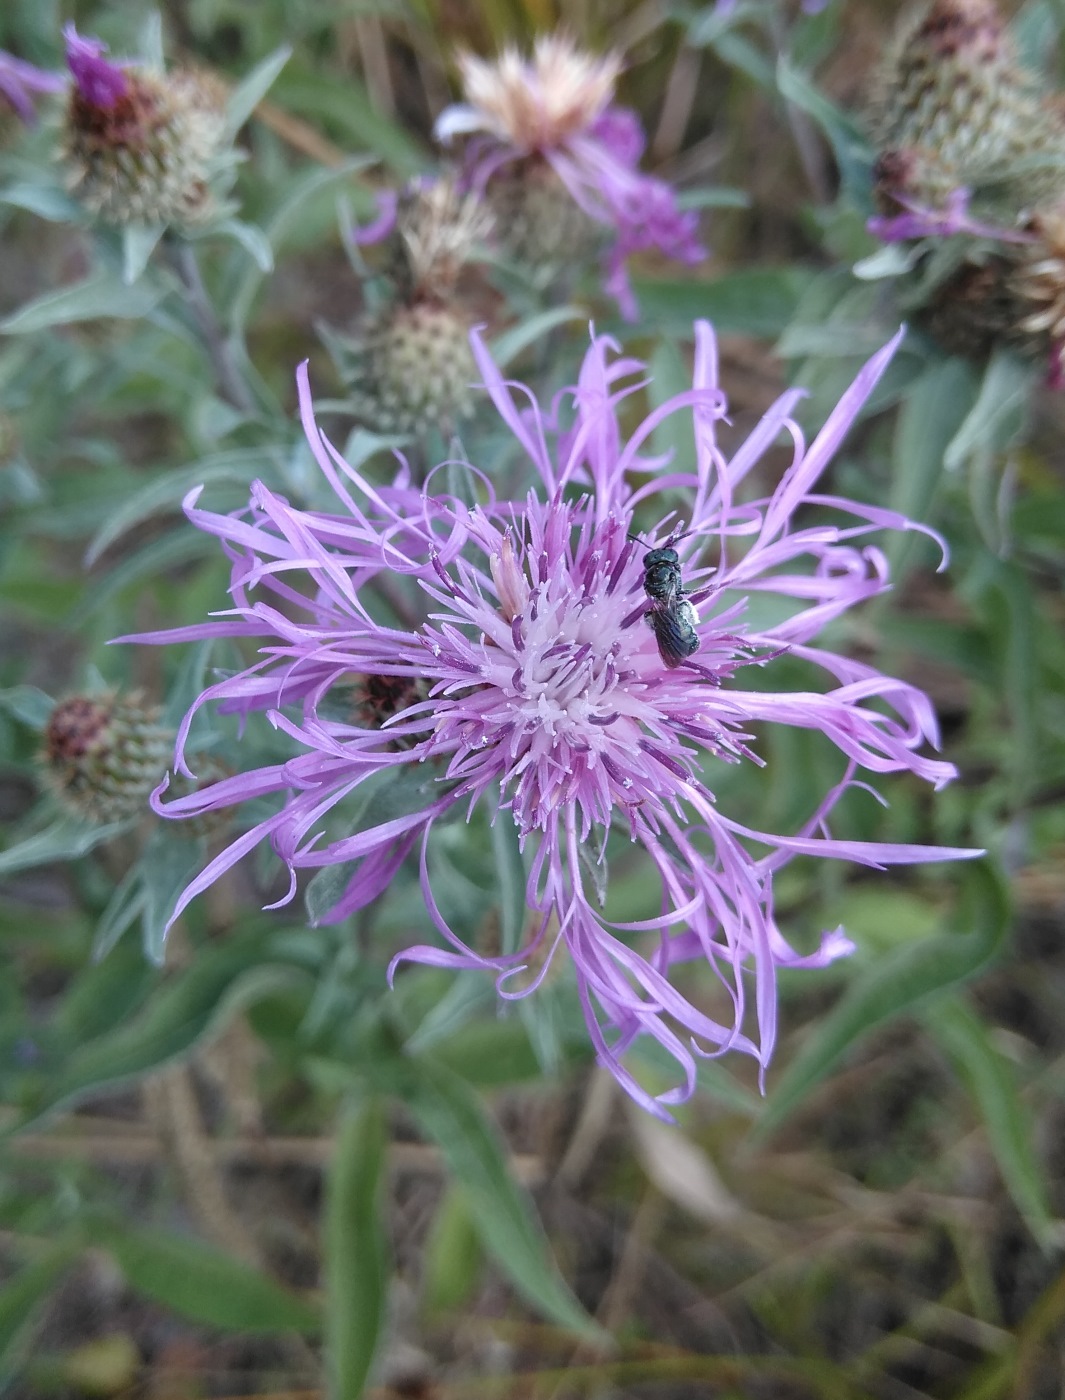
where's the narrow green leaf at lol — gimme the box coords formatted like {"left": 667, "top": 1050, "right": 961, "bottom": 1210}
{"left": 222, "top": 45, "right": 292, "bottom": 142}
{"left": 0, "top": 1247, "right": 77, "bottom": 1383}
{"left": 214, "top": 217, "right": 274, "bottom": 273}
{"left": 94, "top": 1221, "right": 319, "bottom": 1334}
{"left": 0, "top": 182, "right": 83, "bottom": 223}
{"left": 397, "top": 1058, "right": 603, "bottom": 1341}
{"left": 776, "top": 57, "right": 874, "bottom": 198}
{"left": 0, "top": 685, "right": 54, "bottom": 730}
{"left": 85, "top": 448, "right": 270, "bottom": 564}
{"left": 229, "top": 158, "right": 373, "bottom": 331}
{"left": 944, "top": 348, "right": 1034, "bottom": 471}
{"left": 632, "top": 268, "right": 811, "bottom": 339}
{"left": 122, "top": 224, "right": 165, "bottom": 285}
{"left": 0, "top": 271, "right": 167, "bottom": 334}
{"left": 11, "top": 936, "right": 304, "bottom": 1130}
{"left": 325, "top": 1097, "right": 389, "bottom": 1399}
{"left": 272, "top": 69, "right": 424, "bottom": 174}
{"left": 421, "top": 1184, "right": 483, "bottom": 1320}
{"left": 139, "top": 826, "right": 208, "bottom": 964}
{"left": 888, "top": 355, "right": 979, "bottom": 577}
{"left": 92, "top": 867, "right": 146, "bottom": 963}
{"left": 925, "top": 996, "right": 1053, "bottom": 1241}
{"left": 0, "top": 815, "right": 131, "bottom": 878}
{"left": 753, "top": 863, "right": 1008, "bottom": 1142}
{"left": 489, "top": 307, "right": 584, "bottom": 368}
{"left": 491, "top": 816, "right": 527, "bottom": 958}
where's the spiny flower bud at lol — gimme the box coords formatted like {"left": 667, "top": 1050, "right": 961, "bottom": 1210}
{"left": 871, "top": 0, "right": 1059, "bottom": 191}
{"left": 487, "top": 157, "right": 606, "bottom": 273}
{"left": 872, "top": 145, "right": 961, "bottom": 216}
{"left": 62, "top": 26, "right": 225, "bottom": 227}
{"left": 42, "top": 691, "right": 172, "bottom": 824}
{"left": 347, "top": 299, "right": 478, "bottom": 436}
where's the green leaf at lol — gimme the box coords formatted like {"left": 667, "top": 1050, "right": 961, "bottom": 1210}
{"left": 325, "top": 1097, "right": 389, "bottom": 1399}
{"left": 222, "top": 44, "right": 292, "bottom": 142}
{"left": 491, "top": 816, "right": 527, "bottom": 958}
{"left": 632, "top": 268, "right": 811, "bottom": 339}
{"left": 753, "top": 863, "right": 1008, "bottom": 1142}
{"left": 888, "top": 355, "right": 979, "bottom": 576}
{"left": 0, "top": 815, "right": 131, "bottom": 878}
{"left": 489, "top": 307, "right": 585, "bottom": 369}
{"left": 0, "top": 1247, "right": 77, "bottom": 1383}
{"left": 92, "top": 867, "right": 146, "bottom": 963}
{"left": 0, "top": 685, "right": 53, "bottom": 730}
{"left": 11, "top": 935, "right": 304, "bottom": 1130}
{"left": 776, "top": 57, "right": 874, "bottom": 198}
{"left": 94, "top": 1220, "right": 319, "bottom": 1334}
{"left": 139, "top": 825, "right": 209, "bottom": 964}
{"left": 213, "top": 217, "right": 274, "bottom": 272}
{"left": 421, "top": 1184, "right": 483, "bottom": 1320}
{"left": 0, "top": 181, "right": 84, "bottom": 223}
{"left": 122, "top": 225, "right": 165, "bottom": 285}
{"left": 944, "top": 348, "right": 1034, "bottom": 471}
{"left": 0, "top": 271, "right": 168, "bottom": 334}
{"left": 396, "top": 1058, "right": 603, "bottom": 1341}
{"left": 924, "top": 996, "right": 1054, "bottom": 1241}
{"left": 272, "top": 69, "right": 425, "bottom": 174}
{"left": 85, "top": 448, "right": 271, "bottom": 564}
{"left": 229, "top": 158, "right": 373, "bottom": 331}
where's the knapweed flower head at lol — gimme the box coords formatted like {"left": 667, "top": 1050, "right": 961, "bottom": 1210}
{"left": 864, "top": 0, "right": 1065, "bottom": 382}
{"left": 435, "top": 34, "right": 706, "bottom": 318}
{"left": 341, "top": 178, "right": 492, "bottom": 436}
{"left": 0, "top": 50, "right": 64, "bottom": 126}
{"left": 128, "top": 322, "right": 979, "bottom": 1119}
{"left": 42, "top": 691, "right": 173, "bottom": 825}
{"left": 62, "top": 24, "right": 226, "bottom": 227}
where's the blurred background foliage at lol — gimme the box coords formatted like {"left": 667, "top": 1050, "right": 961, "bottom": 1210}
{"left": 1, "top": 0, "right": 1065, "bottom": 1396}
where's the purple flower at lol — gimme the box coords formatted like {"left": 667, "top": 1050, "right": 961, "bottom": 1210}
{"left": 64, "top": 24, "right": 128, "bottom": 109}
{"left": 125, "top": 323, "right": 979, "bottom": 1118}
{"left": 868, "top": 186, "right": 1034, "bottom": 245}
{"left": 435, "top": 36, "right": 706, "bottom": 319}
{"left": 0, "top": 50, "right": 64, "bottom": 125}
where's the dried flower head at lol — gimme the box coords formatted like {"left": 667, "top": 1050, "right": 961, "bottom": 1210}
{"left": 62, "top": 24, "right": 226, "bottom": 227}
{"left": 360, "top": 177, "right": 494, "bottom": 300}
{"left": 450, "top": 37, "right": 621, "bottom": 151}
{"left": 436, "top": 34, "right": 706, "bottom": 318}
{"left": 126, "top": 323, "right": 978, "bottom": 1118}
{"left": 1012, "top": 207, "right": 1065, "bottom": 382}
{"left": 43, "top": 691, "right": 172, "bottom": 824}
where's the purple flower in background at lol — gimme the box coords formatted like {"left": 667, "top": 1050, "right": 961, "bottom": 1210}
{"left": 63, "top": 24, "right": 128, "bottom": 109}
{"left": 0, "top": 50, "right": 63, "bottom": 125}
{"left": 435, "top": 35, "right": 706, "bottom": 319}
{"left": 126, "top": 323, "right": 979, "bottom": 1118}
{"left": 868, "top": 186, "right": 1034, "bottom": 245}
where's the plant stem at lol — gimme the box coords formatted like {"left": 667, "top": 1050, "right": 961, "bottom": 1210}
{"left": 170, "top": 240, "right": 258, "bottom": 416}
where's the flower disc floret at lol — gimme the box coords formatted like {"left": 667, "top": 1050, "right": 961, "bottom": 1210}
{"left": 126, "top": 321, "right": 980, "bottom": 1118}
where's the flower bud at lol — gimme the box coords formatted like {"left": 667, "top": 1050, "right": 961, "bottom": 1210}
{"left": 871, "top": 0, "right": 1062, "bottom": 200}
{"left": 487, "top": 157, "right": 605, "bottom": 273}
{"left": 347, "top": 299, "right": 478, "bottom": 436}
{"left": 42, "top": 692, "right": 172, "bottom": 824}
{"left": 62, "top": 27, "right": 225, "bottom": 227}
